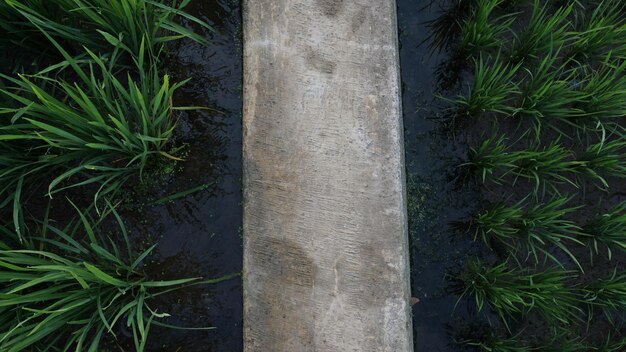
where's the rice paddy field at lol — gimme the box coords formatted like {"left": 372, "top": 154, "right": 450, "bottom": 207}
{"left": 0, "top": 0, "right": 242, "bottom": 351}
{"left": 1, "top": 0, "right": 625, "bottom": 351}
{"left": 400, "top": 0, "right": 626, "bottom": 351}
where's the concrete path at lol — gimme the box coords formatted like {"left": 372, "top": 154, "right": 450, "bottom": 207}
{"left": 242, "top": 1, "right": 412, "bottom": 351}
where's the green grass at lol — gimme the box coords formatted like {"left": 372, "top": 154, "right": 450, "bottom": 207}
{"left": 0, "top": 45, "right": 187, "bottom": 236}
{"left": 0, "top": 203, "right": 233, "bottom": 352}
{"left": 513, "top": 142, "right": 583, "bottom": 192}
{"left": 583, "top": 201, "right": 626, "bottom": 259}
{"left": 472, "top": 196, "right": 584, "bottom": 267}
{"left": 0, "top": 1, "right": 63, "bottom": 72}
{"left": 456, "top": 258, "right": 582, "bottom": 326}
{"left": 579, "top": 137, "right": 626, "bottom": 189}
{"left": 567, "top": 0, "right": 626, "bottom": 64}
{"left": 466, "top": 137, "right": 584, "bottom": 192}
{"left": 581, "top": 269, "right": 626, "bottom": 322}
{"left": 507, "top": 0, "right": 572, "bottom": 63}
{"left": 4, "top": 0, "right": 212, "bottom": 61}
{"left": 575, "top": 58, "right": 626, "bottom": 121}
{"left": 466, "top": 136, "right": 626, "bottom": 193}
{"left": 595, "top": 337, "right": 626, "bottom": 352}
{"left": 0, "top": 1, "right": 227, "bottom": 350}
{"left": 458, "top": 0, "right": 515, "bottom": 57}
{"left": 513, "top": 52, "right": 581, "bottom": 136}
{"left": 455, "top": 55, "right": 521, "bottom": 116}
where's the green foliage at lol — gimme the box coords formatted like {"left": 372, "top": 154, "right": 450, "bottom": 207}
{"left": 455, "top": 56, "right": 521, "bottom": 116}
{"left": 579, "top": 137, "right": 626, "bottom": 189}
{"left": 581, "top": 269, "right": 626, "bottom": 321}
{"left": 467, "top": 137, "right": 583, "bottom": 192}
{"left": 583, "top": 201, "right": 626, "bottom": 258}
{"left": 457, "top": 258, "right": 582, "bottom": 326}
{"left": 473, "top": 197, "right": 584, "bottom": 267}
{"left": 3, "top": 0, "right": 212, "bottom": 60}
{"left": 0, "top": 44, "right": 187, "bottom": 235}
{"left": 508, "top": 0, "right": 572, "bottom": 63}
{"left": 0, "top": 204, "right": 229, "bottom": 352}
{"left": 575, "top": 58, "right": 626, "bottom": 120}
{"left": 466, "top": 136, "right": 516, "bottom": 182}
{"left": 459, "top": 0, "right": 515, "bottom": 57}
{"left": 567, "top": 0, "right": 626, "bottom": 63}
{"left": 466, "top": 136, "right": 626, "bottom": 192}
{"left": 514, "top": 52, "right": 580, "bottom": 135}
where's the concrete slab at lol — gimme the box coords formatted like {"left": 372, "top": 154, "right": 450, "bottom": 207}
{"left": 242, "top": 1, "right": 412, "bottom": 351}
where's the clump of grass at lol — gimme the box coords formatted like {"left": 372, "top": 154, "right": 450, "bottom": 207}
{"left": 594, "top": 336, "right": 626, "bottom": 352}
{"left": 513, "top": 52, "right": 581, "bottom": 136}
{"left": 581, "top": 269, "right": 626, "bottom": 323}
{"left": 0, "top": 43, "right": 187, "bottom": 228}
{"left": 472, "top": 196, "right": 584, "bottom": 267}
{"left": 467, "top": 136, "right": 625, "bottom": 192}
{"left": 466, "top": 137, "right": 583, "bottom": 192}
{"left": 465, "top": 136, "right": 517, "bottom": 182}
{"left": 458, "top": 0, "right": 515, "bottom": 57}
{"left": 0, "top": 203, "right": 232, "bottom": 352}
{"left": 5, "top": 0, "right": 212, "bottom": 60}
{"left": 567, "top": 0, "right": 626, "bottom": 64}
{"left": 456, "top": 258, "right": 582, "bottom": 326}
{"left": 575, "top": 58, "right": 626, "bottom": 121}
{"left": 507, "top": 0, "right": 572, "bottom": 63}
{"left": 578, "top": 137, "right": 626, "bottom": 189}
{"left": 583, "top": 201, "right": 626, "bottom": 259}
{"left": 455, "top": 56, "right": 521, "bottom": 116}
{"left": 514, "top": 142, "right": 583, "bottom": 192}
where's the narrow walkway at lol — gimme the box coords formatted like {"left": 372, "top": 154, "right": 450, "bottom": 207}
{"left": 242, "top": 1, "right": 412, "bottom": 351}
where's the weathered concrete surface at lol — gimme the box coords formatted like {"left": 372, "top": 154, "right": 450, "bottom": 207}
{"left": 242, "top": 0, "right": 412, "bottom": 351}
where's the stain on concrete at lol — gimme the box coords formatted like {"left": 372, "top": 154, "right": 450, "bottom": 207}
{"left": 251, "top": 236, "right": 317, "bottom": 287}
{"left": 305, "top": 50, "right": 336, "bottom": 75}
{"left": 317, "top": 0, "right": 344, "bottom": 17}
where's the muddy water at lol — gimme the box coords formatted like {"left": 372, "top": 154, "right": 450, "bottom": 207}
{"left": 397, "top": 1, "right": 487, "bottom": 351}
{"left": 127, "top": 1, "right": 244, "bottom": 351}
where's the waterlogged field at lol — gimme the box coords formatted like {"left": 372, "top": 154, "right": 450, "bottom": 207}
{"left": 401, "top": 0, "right": 626, "bottom": 351}
{"left": 0, "top": 1, "right": 242, "bottom": 351}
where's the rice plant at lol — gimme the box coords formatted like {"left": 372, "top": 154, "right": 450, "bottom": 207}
{"left": 507, "top": 0, "right": 572, "bottom": 63}
{"left": 455, "top": 55, "right": 521, "bottom": 116}
{"left": 581, "top": 269, "right": 626, "bottom": 323}
{"left": 578, "top": 137, "right": 626, "bottom": 189}
{"left": 472, "top": 197, "right": 584, "bottom": 267}
{"left": 594, "top": 336, "right": 626, "bottom": 352}
{"left": 513, "top": 52, "right": 581, "bottom": 136}
{"left": 467, "top": 138, "right": 583, "bottom": 192}
{"left": 514, "top": 142, "right": 582, "bottom": 192}
{"left": 458, "top": 0, "right": 515, "bottom": 57}
{"left": 466, "top": 136, "right": 518, "bottom": 183}
{"left": 0, "top": 42, "right": 187, "bottom": 234}
{"left": 583, "top": 201, "right": 626, "bottom": 259}
{"left": 4, "top": 0, "right": 212, "bottom": 60}
{"left": 456, "top": 258, "right": 582, "bottom": 326}
{"left": 575, "top": 58, "right": 626, "bottom": 121}
{"left": 0, "top": 203, "right": 233, "bottom": 351}
{"left": 567, "top": 0, "right": 626, "bottom": 64}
